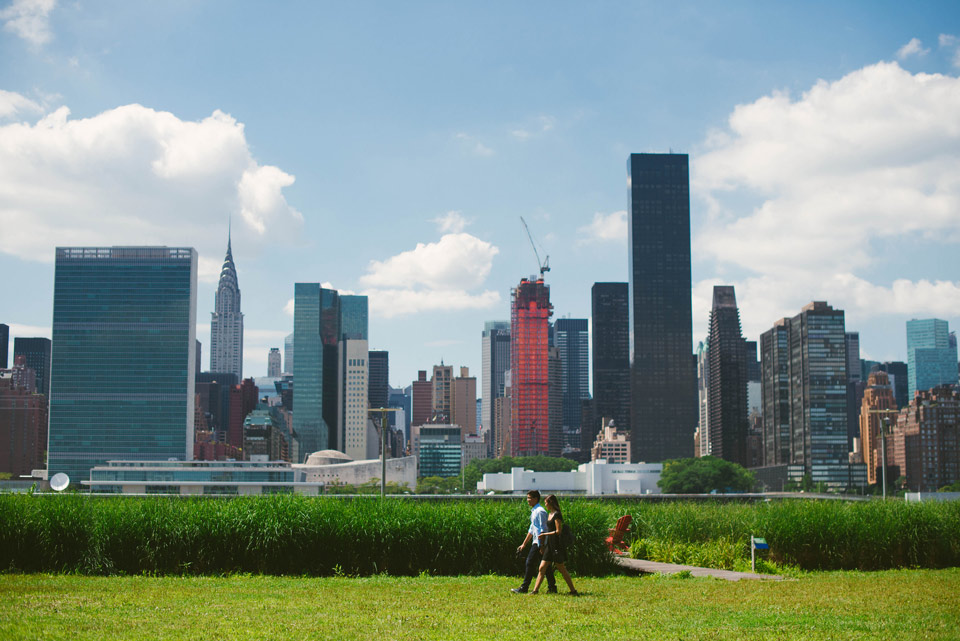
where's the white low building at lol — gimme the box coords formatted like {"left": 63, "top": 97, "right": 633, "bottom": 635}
{"left": 477, "top": 460, "right": 663, "bottom": 495}
{"left": 293, "top": 450, "right": 417, "bottom": 490}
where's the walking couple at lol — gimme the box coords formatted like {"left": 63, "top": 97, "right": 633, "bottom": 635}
{"left": 511, "top": 490, "right": 579, "bottom": 596}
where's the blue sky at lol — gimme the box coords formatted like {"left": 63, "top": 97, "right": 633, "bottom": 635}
{"left": 2, "top": 1, "right": 959, "bottom": 388}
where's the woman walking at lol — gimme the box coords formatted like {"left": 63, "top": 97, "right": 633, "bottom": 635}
{"left": 530, "top": 494, "right": 579, "bottom": 596}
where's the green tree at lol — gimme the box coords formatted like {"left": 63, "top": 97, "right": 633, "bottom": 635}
{"left": 656, "top": 456, "right": 756, "bottom": 494}
{"left": 939, "top": 480, "right": 960, "bottom": 492}
{"left": 461, "top": 455, "right": 580, "bottom": 490}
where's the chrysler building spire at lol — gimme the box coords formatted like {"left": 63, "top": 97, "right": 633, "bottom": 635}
{"left": 210, "top": 228, "right": 244, "bottom": 379}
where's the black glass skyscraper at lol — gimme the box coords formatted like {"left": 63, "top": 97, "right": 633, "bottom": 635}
{"left": 0, "top": 324, "right": 8, "bottom": 369}
{"left": 13, "top": 337, "right": 52, "bottom": 400}
{"left": 555, "top": 318, "right": 589, "bottom": 450}
{"left": 706, "top": 286, "right": 749, "bottom": 467}
{"left": 627, "top": 153, "right": 696, "bottom": 462}
{"left": 591, "top": 283, "right": 630, "bottom": 444}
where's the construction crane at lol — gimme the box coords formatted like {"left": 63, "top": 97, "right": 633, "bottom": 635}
{"left": 520, "top": 216, "right": 550, "bottom": 278}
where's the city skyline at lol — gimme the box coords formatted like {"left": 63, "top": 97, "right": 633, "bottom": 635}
{"left": 2, "top": 3, "right": 959, "bottom": 387}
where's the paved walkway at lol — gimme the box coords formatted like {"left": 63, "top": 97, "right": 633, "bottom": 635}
{"left": 615, "top": 556, "right": 784, "bottom": 581}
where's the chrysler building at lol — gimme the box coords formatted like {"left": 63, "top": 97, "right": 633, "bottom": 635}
{"left": 210, "top": 231, "right": 243, "bottom": 379}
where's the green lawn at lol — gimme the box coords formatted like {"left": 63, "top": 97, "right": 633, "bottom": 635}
{"left": 1, "top": 570, "right": 958, "bottom": 640}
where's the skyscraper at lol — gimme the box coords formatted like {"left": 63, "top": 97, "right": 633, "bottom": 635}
{"left": 284, "top": 332, "right": 294, "bottom": 375}
{"left": 481, "top": 320, "right": 510, "bottom": 453}
{"left": 859, "top": 370, "right": 897, "bottom": 485}
{"left": 368, "top": 350, "right": 389, "bottom": 410}
{"left": 906, "top": 319, "right": 958, "bottom": 398}
{"left": 432, "top": 363, "right": 453, "bottom": 423}
{"left": 0, "top": 323, "right": 8, "bottom": 369}
{"left": 555, "top": 318, "right": 589, "bottom": 450}
{"left": 293, "top": 283, "right": 325, "bottom": 459}
{"left": 13, "top": 337, "right": 51, "bottom": 400}
{"left": 696, "top": 339, "right": 710, "bottom": 457}
{"left": 339, "top": 339, "right": 369, "bottom": 460}
{"left": 267, "top": 348, "right": 281, "bottom": 377}
{"left": 452, "top": 366, "right": 477, "bottom": 439}
{"left": 210, "top": 235, "right": 243, "bottom": 380}
{"left": 590, "top": 283, "right": 630, "bottom": 444}
{"left": 706, "top": 286, "right": 750, "bottom": 467}
{"left": 411, "top": 370, "right": 432, "bottom": 428}
{"left": 627, "top": 153, "right": 696, "bottom": 462}
{"left": 48, "top": 247, "right": 197, "bottom": 482}
{"left": 510, "top": 277, "right": 552, "bottom": 456}
{"left": 760, "top": 301, "right": 851, "bottom": 487}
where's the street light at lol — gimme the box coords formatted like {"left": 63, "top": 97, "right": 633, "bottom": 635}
{"left": 868, "top": 408, "right": 899, "bottom": 500}
{"left": 367, "top": 407, "right": 400, "bottom": 498}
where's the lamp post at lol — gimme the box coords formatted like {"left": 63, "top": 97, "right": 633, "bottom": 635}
{"left": 868, "top": 408, "right": 899, "bottom": 500}
{"left": 367, "top": 407, "right": 400, "bottom": 498}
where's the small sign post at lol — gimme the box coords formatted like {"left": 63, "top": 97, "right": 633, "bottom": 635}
{"left": 751, "top": 536, "right": 769, "bottom": 572}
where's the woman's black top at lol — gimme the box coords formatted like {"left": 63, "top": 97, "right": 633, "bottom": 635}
{"left": 542, "top": 511, "right": 566, "bottom": 563}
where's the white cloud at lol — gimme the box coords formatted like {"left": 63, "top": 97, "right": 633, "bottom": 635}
{"left": 0, "top": 89, "right": 42, "bottom": 119}
{"left": 897, "top": 38, "right": 929, "bottom": 60}
{"left": 283, "top": 298, "right": 295, "bottom": 316}
{"left": 3, "top": 323, "right": 51, "bottom": 339}
{"left": 940, "top": 34, "right": 959, "bottom": 48}
{"left": 577, "top": 210, "right": 627, "bottom": 244}
{"left": 1, "top": 0, "right": 55, "bottom": 46}
{"left": 432, "top": 210, "right": 469, "bottom": 234}
{"left": 357, "top": 232, "right": 500, "bottom": 318}
{"left": 511, "top": 129, "right": 531, "bottom": 140}
{"left": 360, "top": 233, "right": 498, "bottom": 291}
{"left": 0, "top": 102, "right": 303, "bottom": 282}
{"left": 510, "top": 115, "right": 556, "bottom": 141}
{"left": 693, "top": 61, "right": 960, "bottom": 334}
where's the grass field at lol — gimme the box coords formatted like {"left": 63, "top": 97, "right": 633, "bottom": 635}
{"left": 2, "top": 570, "right": 959, "bottom": 640}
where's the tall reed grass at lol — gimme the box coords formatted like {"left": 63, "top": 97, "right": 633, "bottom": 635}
{"left": 622, "top": 500, "right": 960, "bottom": 570}
{"left": 0, "top": 495, "right": 617, "bottom": 576}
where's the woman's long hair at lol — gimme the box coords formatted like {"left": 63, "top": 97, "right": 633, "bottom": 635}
{"left": 544, "top": 494, "right": 561, "bottom": 512}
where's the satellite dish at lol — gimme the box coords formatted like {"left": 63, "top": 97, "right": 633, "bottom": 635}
{"left": 50, "top": 473, "right": 70, "bottom": 492}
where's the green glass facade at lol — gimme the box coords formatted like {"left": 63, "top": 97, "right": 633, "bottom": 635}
{"left": 293, "top": 283, "right": 325, "bottom": 459}
{"left": 419, "top": 425, "right": 462, "bottom": 477}
{"left": 48, "top": 247, "right": 197, "bottom": 483}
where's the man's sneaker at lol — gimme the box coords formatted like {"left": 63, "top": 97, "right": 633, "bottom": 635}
{"left": 510, "top": 588, "right": 528, "bottom": 594}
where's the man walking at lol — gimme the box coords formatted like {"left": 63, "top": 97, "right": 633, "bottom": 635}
{"left": 511, "top": 490, "right": 556, "bottom": 594}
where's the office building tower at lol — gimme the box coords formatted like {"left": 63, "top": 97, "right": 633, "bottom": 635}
{"left": 510, "top": 277, "right": 553, "bottom": 456}
{"left": 48, "top": 247, "right": 197, "bottom": 482}
{"left": 495, "top": 370, "right": 512, "bottom": 457}
{"left": 339, "top": 339, "right": 369, "bottom": 460}
{"left": 907, "top": 319, "right": 958, "bottom": 398}
{"left": 411, "top": 370, "right": 433, "bottom": 428}
{"left": 760, "top": 302, "right": 851, "bottom": 488}
{"left": 13, "top": 337, "right": 51, "bottom": 400}
{"left": 555, "top": 318, "right": 590, "bottom": 451}
{"left": 267, "top": 348, "right": 281, "bottom": 377}
{"left": 591, "top": 419, "right": 631, "bottom": 463}
{"left": 706, "top": 286, "right": 750, "bottom": 467}
{"left": 627, "top": 153, "right": 697, "bottom": 462}
{"left": 452, "top": 366, "right": 477, "bottom": 439}
{"left": 0, "top": 323, "right": 8, "bottom": 369}
{"left": 195, "top": 340, "right": 202, "bottom": 378}
{"left": 228, "top": 378, "right": 259, "bottom": 449}
{"left": 591, "top": 283, "right": 630, "bottom": 445}
{"left": 859, "top": 370, "right": 897, "bottom": 485}
{"left": 891, "top": 386, "right": 959, "bottom": 491}
{"left": 195, "top": 371, "right": 239, "bottom": 436}
{"left": 284, "top": 332, "right": 294, "bottom": 375}
{"left": 844, "top": 332, "right": 866, "bottom": 454}
{"left": 292, "top": 283, "right": 326, "bottom": 459}
{"left": 481, "top": 321, "right": 510, "bottom": 452}
{"left": 878, "top": 361, "right": 909, "bottom": 409}
{"left": 388, "top": 384, "right": 412, "bottom": 442}
{"left": 418, "top": 425, "right": 462, "bottom": 477}
{"left": 210, "top": 235, "right": 243, "bottom": 380}
{"left": 0, "top": 356, "right": 48, "bottom": 476}
{"left": 368, "top": 350, "right": 389, "bottom": 410}
{"left": 548, "top": 346, "right": 563, "bottom": 456}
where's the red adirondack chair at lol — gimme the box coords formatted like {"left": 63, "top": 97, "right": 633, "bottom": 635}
{"left": 606, "top": 515, "right": 632, "bottom": 555}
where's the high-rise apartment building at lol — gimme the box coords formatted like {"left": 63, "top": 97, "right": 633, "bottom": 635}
{"left": 339, "top": 339, "right": 369, "bottom": 460}
{"left": 411, "top": 370, "right": 433, "bottom": 429}
{"left": 548, "top": 346, "right": 563, "bottom": 457}
{"left": 859, "top": 370, "right": 897, "bottom": 485}
{"left": 48, "top": 247, "right": 197, "bottom": 482}
{"left": 228, "top": 378, "right": 259, "bottom": 449}
{"left": 481, "top": 321, "right": 510, "bottom": 447}
{"left": 706, "top": 286, "right": 750, "bottom": 467}
{"left": 907, "top": 319, "right": 958, "bottom": 398}
{"left": 13, "top": 337, "right": 51, "bottom": 401}
{"left": 696, "top": 339, "right": 710, "bottom": 457}
{"left": 627, "top": 153, "right": 697, "bottom": 462}
{"left": 891, "top": 386, "right": 959, "bottom": 491}
{"left": 368, "top": 350, "right": 389, "bottom": 410}
{"left": 432, "top": 364, "right": 453, "bottom": 423}
{"left": 210, "top": 236, "right": 243, "bottom": 380}
{"left": 510, "top": 277, "right": 552, "bottom": 456}
{"left": 0, "top": 356, "right": 47, "bottom": 476}
{"left": 591, "top": 283, "right": 630, "bottom": 445}
{"left": 759, "top": 301, "right": 851, "bottom": 487}
{"left": 452, "top": 366, "right": 477, "bottom": 439}
{"left": 267, "top": 348, "right": 281, "bottom": 377}
{"left": 555, "top": 318, "right": 589, "bottom": 451}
